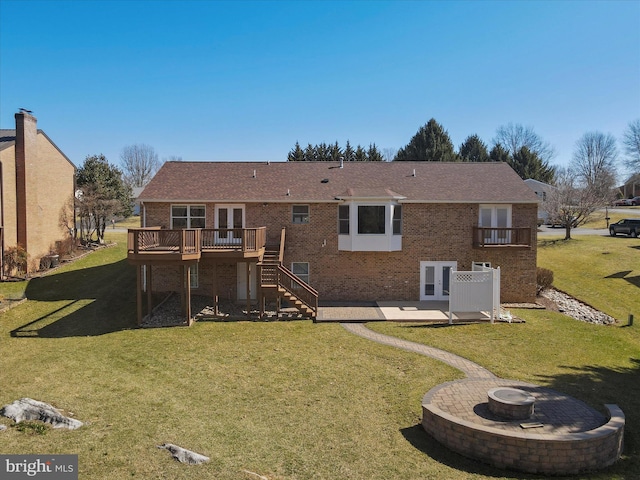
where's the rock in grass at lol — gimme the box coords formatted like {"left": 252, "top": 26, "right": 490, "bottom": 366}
{"left": 0, "top": 424, "right": 6, "bottom": 432}
{"left": 157, "top": 443, "right": 210, "bottom": 465}
{"left": 0, "top": 398, "right": 83, "bottom": 430}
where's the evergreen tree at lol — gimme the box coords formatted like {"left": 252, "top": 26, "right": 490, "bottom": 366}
{"left": 316, "top": 142, "right": 330, "bottom": 161}
{"left": 343, "top": 140, "right": 355, "bottom": 162}
{"left": 510, "top": 146, "right": 556, "bottom": 183}
{"left": 329, "top": 141, "right": 342, "bottom": 161}
{"left": 303, "top": 143, "right": 316, "bottom": 162}
{"left": 354, "top": 145, "right": 367, "bottom": 161}
{"left": 367, "top": 143, "right": 384, "bottom": 161}
{"left": 489, "top": 143, "right": 511, "bottom": 163}
{"left": 458, "top": 134, "right": 489, "bottom": 162}
{"left": 287, "top": 141, "right": 305, "bottom": 161}
{"left": 394, "top": 118, "right": 457, "bottom": 161}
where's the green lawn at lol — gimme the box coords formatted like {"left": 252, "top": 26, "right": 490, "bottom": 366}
{"left": 1, "top": 232, "right": 639, "bottom": 479}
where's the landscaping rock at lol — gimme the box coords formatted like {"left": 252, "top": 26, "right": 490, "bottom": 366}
{"left": 0, "top": 398, "right": 83, "bottom": 430}
{"left": 540, "top": 289, "right": 616, "bottom": 325}
{"left": 0, "top": 424, "right": 6, "bottom": 432}
{"left": 157, "top": 443, "right": 210, "bottom": 465}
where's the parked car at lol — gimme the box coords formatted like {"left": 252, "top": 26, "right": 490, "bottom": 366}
{"left": 609, "top": 218, "right": 640, "bottom": 237}
{"left": 631, "top": 196, "right": 640, "bottom": 206}
{"left": 613, "top": 198, "right": 632, "bottom": 206}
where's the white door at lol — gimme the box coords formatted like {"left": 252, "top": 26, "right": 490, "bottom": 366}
{"left": 237, "top": 262, "right": 257, "bottom": 301}
{"left": 420, "top": 261, "right": 457, "bottom": 301}
{"left": 479, "top": 205, "right": 511, "bottom": 244}
{"left": 215, "top": 205, "right": 244, "bottom": 245}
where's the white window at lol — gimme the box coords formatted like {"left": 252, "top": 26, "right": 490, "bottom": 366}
{"left": 171, "top": 205, "right": 206, "bottom": 229}
{"left": 392, "top": 205, "right": 402, "bottom": 235}
{"left": 338, "top": 202, "right": 402, "bottom": 252}
{"left": 292, "top": 205, "right": 310, "bottom": 224}
{"left": 338, "top": 205, "right": 350, "bottom": 234}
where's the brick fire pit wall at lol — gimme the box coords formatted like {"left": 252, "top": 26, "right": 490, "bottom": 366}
{"left": 422, "top": 399, "right": 625, "bottom": 475}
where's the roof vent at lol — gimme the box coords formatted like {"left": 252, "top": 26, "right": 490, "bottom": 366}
{"left": 321, "top": 178, "right": 329, "bottom": 183}
{"left": 412, "top": 169, "right": 416, "bottom": 177}
{"left": 340, "top": 158, "right": 344, "bottom": 168}
{"left": 286, "top": 188, "right": 290, "bottom": 196}
{"left": 252, "top": 169, "right": 256, "bottom": 178}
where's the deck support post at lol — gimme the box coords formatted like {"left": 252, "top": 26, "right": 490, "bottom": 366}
{"left": 184, "top": 264, "right": 192, "bottom": 325}
{"left": 136, "top": 265, "right": 143, "bottom": 325}
{"left": 146, "top": 265, "right": 152, "bottom": 320}
{"left": 212, "top": 261, "right": 219, "bottom": 316}
{"left": 246, "top": 261, "right": 251, "bottom": 318}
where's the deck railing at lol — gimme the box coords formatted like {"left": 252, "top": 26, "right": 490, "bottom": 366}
{"left": 128, "top": 227, "right": 266, "bottom": 255}
{"left": 201, "top": 227, "right": 266, "bottom": 252}
{"left": 473, "top": 227, "right": 532, "bottom": 247}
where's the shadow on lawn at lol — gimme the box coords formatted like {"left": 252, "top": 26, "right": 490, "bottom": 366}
{"left": 534, "top": 358, "right": 640, "bottom": 477}
{"left": 605, "top": 270, "right": 640, "bottom": 288}
{"left": 10, "top": 259, "right": 138, "bottom": 338}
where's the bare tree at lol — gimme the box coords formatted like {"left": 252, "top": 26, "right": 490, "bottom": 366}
{"left": 493, "top": 123, "right": 556, "bottom": 163}
{"left": 570, "top": 131, "right": 618, "bottom": 202}
{"left": 622, "top": 119, "right": 640, "bottom": 171}
{"left": 546, "top": 168, "right": 604, "bottom": 240}
{"left": 164, "top": 155, "right": 183, "bottom": 162}
{"left": 381, "top": 147, "right": 397, "bottom": 162}
{"left": 120, "top": 144, "right": 160, "bottom": 187}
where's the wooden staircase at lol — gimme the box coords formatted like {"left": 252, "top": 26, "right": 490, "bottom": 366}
{"left": 258, "top": 229, "right": 318, "bottom": 320}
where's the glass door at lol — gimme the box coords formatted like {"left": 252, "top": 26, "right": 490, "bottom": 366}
{"left": 420, "top": 261, "right": 457, "bottom": 301}
{"left": 215, "top": 205, "right": 244, "bottom": 245}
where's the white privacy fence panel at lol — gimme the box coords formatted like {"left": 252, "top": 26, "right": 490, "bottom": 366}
{"left": 448, "top": 267, "right": 500, "bottom": 324}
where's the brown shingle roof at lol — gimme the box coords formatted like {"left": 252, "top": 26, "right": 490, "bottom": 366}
{"left": 139, "top": 161, "right": 539, "bottom": 204}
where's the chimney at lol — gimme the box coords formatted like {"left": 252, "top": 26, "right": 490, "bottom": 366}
{"left": 15, "top": 110, "right": 38, "bottom": 250}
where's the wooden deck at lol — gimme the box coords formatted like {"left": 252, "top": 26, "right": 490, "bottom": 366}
{"left": 127, "top": 227, "right": 266, "bottom": 264}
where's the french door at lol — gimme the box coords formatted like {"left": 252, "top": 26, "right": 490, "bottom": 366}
{"left": 420, "top": 261, "right": 457, "bottom": 301}
{"left": 215, "top": 205, "right": 244, "bottom": 245}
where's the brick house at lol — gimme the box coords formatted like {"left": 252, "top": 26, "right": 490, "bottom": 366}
{"left": 128, "top": 161, "right": 539, "bottom": 323}
{"left": 0, "top": 111, "right": 76, "bottom": 276}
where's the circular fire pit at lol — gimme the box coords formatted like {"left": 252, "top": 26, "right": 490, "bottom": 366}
{"left": 488, "top": 387, "right": 535, "bottom": 420}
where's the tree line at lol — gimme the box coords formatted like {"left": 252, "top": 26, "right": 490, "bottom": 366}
{"left": 287, "top": 141, "right": 384, "bottom": 162}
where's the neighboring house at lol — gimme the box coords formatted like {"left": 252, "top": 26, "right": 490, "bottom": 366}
{"left": 128, "top": 161, "right": 539, "bottom": 323}
{"left": 524, "top": 178, "right": 554, "bottom": 224}
{"left": 618, "top": 173, "right": 640, "bottom": 199}
{"left": 0, "top": 111, "right": 76, "bottom": 276}
{"left": 131, "top": 186, "right": 144, "bottom": 215}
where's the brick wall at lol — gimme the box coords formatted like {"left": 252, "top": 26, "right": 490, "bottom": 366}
{"left": 140, "top": 200, "right": 537, "bottom": 303}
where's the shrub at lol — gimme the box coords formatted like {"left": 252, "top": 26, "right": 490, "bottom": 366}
{"left": 3, "top": 245, "right": 29, "bottom": 276}
{"left": 536, "top": 267, "right": 554, "bottom": 295}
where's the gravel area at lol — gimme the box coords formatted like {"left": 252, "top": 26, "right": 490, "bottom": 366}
{"left": 141, "top": 294, "right": 284, "bottom": 327}
{"left": 540, "top": 288, "right": 616, "bottom": 325}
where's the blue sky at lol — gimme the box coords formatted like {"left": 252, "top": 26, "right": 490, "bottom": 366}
{"left": 1, "top": 0, "right": 639, "bottom": 174}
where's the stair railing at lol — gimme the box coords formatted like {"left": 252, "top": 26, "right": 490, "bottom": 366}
{"left": 276, "top": 264, "right": 318, "bottom": 315}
